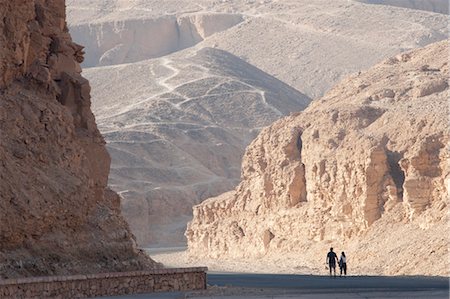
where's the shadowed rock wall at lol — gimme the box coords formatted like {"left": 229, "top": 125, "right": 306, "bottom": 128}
{"left": 0, "top": 0, "right": 156, "bottom": 278}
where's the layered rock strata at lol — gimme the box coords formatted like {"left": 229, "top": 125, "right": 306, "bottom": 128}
{"left": 0, "top": 0, "right": 156, "bottom": 278}
{"left": 70, "top": 13, "right": 244, "bottom": 67}
{"left": 187, "top": 40, "right": 449, "bottom": 276}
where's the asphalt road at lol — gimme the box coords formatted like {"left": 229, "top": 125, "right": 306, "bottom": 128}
{"left": 94, "top": 273, "right": 449, "bottom": 298}
{"left": 207, "top": 272, "right": 449, "bottom": 291}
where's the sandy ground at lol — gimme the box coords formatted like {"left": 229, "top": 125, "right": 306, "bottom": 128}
{"left": 148, "top": 248, "right": 333, "bottom": 275}
{"left": 103, "top": 252, "right": 450, "bottom": 298}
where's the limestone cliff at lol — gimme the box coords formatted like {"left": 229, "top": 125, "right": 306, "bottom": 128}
{"left": 186, "top": 40, "right": 449, "bottom": 276}
{"left": 0, "top": 0, "right": 156, "bottom": 278}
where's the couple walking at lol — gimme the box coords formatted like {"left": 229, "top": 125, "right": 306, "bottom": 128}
{"left": 326, "top": 247, "right": 347, "bottom": 277}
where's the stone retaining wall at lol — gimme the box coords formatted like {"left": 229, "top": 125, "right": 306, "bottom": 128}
{"left": 0, "top": 267, "right": 207, "bottom": 299}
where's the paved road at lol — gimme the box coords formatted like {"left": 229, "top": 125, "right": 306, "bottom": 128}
{"left": 208, "top": 272, "right": 449, "bottom": 291}
{"left": 94, "top": 273, "right": 449, "bottom": 298}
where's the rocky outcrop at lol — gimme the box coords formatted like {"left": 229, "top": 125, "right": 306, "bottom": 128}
{"left": 186, "top": 40, "right": 449, "bottom": 276}
{"left": 0, "top": 0, "right": 156, "bottom": 278}
{"left": 67, "top": 0, "right": 448, "bottom": 249}
{"left": 69, "top": 13, "right": 244, "bottom": 67}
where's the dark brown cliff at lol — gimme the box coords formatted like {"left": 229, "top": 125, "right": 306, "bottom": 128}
{"left": 0, "top": 0, "right": 156, "bottom": 278}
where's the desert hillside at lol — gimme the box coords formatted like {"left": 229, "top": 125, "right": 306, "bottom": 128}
{"left": 0, "top": 0, "right": 156, "bottom": 278}
{"left": 66, "top": 0, "right": 448, "bottom": 247}
{"left": 68, "top": 0, "right": 448, "bottom": 98}
{"left": 357, "top": 0, "right": 448, "bottom": 14}
{"left": 84, "top": 47, "right": 310, "bottom": 245}
{"left": 187, "top": 40, "right": 449, "bottom": 276}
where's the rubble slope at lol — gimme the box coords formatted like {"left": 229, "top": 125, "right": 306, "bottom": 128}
{"left": 84, "top": 47, "right": 310, "bottom": 246}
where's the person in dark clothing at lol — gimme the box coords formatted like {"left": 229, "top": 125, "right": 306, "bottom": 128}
{"left": 326, "top": 247, "right": 339, "bottom": 277}
{"left": 339, "top": 252, "right": 347, "bottom": 276}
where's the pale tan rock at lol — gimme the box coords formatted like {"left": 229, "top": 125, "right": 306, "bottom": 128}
{"left": 66, "top": 0, "right": 448, "bottom": 248}
{"left": 186, "top": 40, "right": 449, "bottom": 276}
{"left": 357, "top": 0, "right": 449, "bottom": 14}
{"left": 0, "top": 0, "right": 157, "bottom": 278}
{"left": 84, "top": 47, "right": 310, "bottom": 246}
{"left": 68, "top": 13, "right": 244, "bottom": 67}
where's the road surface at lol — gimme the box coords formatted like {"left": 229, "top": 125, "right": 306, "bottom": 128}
{"left": 93, "top": 273, "right": 449, "bottom": 298}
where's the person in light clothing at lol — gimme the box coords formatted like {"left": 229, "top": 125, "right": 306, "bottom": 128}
{"left": 339, "top": 252, "right": 347, "bottom": 276}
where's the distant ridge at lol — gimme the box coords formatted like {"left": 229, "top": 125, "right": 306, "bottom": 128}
{"left": 67, "top": 0, "right": 448, "bottom": 248}
{"left": 356, "top": 0, "right": 449, "bottom": 14}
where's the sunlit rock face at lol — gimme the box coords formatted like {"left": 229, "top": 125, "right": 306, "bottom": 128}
{"left": 70, "top": 13, "right": 244, "bottom": 67}
{"left": 0, "top": 0, "right": 156, "bottom": 278}
{"left": 66, "top": 0, "right": 448, "bottom": 248}
{"left": 187, "top": 40, "right": 449, "bottom": 276}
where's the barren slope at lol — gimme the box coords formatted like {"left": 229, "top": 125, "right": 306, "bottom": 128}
{"left": 187, "top": 40, "right": 449, "bottom": 276}
{"left": 357, "top": 0, "right": 449, "bottom": 14}
{"left": 200, "top": 1, "right": 448, "bottom": 98}
{"left": 68, "top": 0, "right": 448, "bottom": 97}
{"left": 0, "top": 0, "right": 156, "bottom": 278}
{"left": 67, "top": 0, "right": 448, "bottom": 247}
{"left": 84, "top": 47, "right": 310, "bottom": 246}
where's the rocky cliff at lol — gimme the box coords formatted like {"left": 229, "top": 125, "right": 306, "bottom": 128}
{"left": 186, "top": 40, "right": 449, "bottom": 276}
{"left": 0, "top": 0, "right": 156, "bottom": 278}
{"left": 70, "top": 13, "right": 244, "bottom": 67}
{"left": 66, "top": 0, "right": 448, "bottom": 249}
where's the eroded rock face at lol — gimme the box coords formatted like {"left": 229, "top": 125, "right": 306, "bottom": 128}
{"left": 70, "top": 13, "right": 244, "bottom": 67}
{"left": 0, "top": 0, "right": 156, "bottom": 278}
{"left": 186, "top": 40, "right": 449, "bottom": 276}
{"left": 66, "top": 0, "right": 448, "bottom": 249}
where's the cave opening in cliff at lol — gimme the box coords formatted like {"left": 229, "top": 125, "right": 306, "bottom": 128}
{"left": 387, "top": 151, "right": 405, "bottom": 200}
